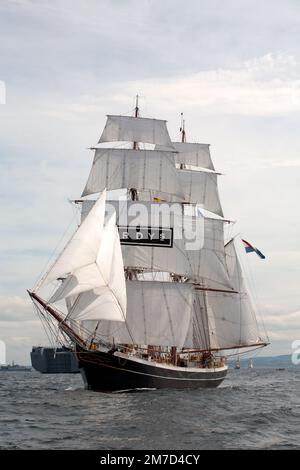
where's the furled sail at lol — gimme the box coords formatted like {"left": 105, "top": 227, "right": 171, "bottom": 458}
{"left": 172, "top": 142, "right": 215, "bottom": 170}
{"left": 99, "top": 115, "right": 174, "bottom": 149}
{"left": 177, "top": 169, "right": 223, "bottom": 216}
{"left": 86, "top": 281, "right": 194, "bottom": 349}
{"left": 82, "top": 148, "right": 183, "bottom": 200}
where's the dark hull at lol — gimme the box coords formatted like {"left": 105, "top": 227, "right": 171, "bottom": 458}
{"left": 76, "top": 348, "right": 227, "bottom": 392}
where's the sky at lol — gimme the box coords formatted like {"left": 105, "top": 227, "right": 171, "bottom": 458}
{"left": 0, "top": 0, "right": 300, "bottom": 363}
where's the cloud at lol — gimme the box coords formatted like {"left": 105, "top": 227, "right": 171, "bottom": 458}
{"left": 269, "top": 330, "right": 300, "bottom": 342}
{"left": 5, "top": 52, "right": 298, "bottom": 131}
{"left": 263, "top": 310, "right": 300, "bottom": 329}
{"left": 0, "top": 295, "right": 34, "bottom": 321}
{"left": 1, "top": 0, "right": 300, "bottom": 358}
{"left": 256, "top": 308, "right": 300, "bottom": 344}
{"left": 116, "top": 53, "right": 300, "bottom": 117}
{"left": 0, "top": 294, "right": 49, "bottom": 364}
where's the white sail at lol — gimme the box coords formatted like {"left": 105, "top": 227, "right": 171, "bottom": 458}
{"left": 90, "top": 281, "right": 194, "bottom": 348}
{"left": 49, "top": 212, "right": 126, "bottom": 314}
{"left": 185, "top": 217, "right": 230, "bottom": 289}
{"left": 183, "top": 289, "right": 210, "bottom": 349}
{"left": 178, "top": 169, "right": 223, "bottom": 216}
{"left": 172, "top": 142, "right": 215, "bottom": 170}
{"left": 54, "top": 213, "right": 126, "bottom": 322}
{"left": 108, "top": 200, "right": 191, "bottom": 277}
{"left": 38, "top": 190, "right": 106, "bottom": 287}
{"left": 125, "top": 216, "right": 231, "bottom": 289}
{"left": 39, "top": 190, "right": 126, "bottom": 324}
{"left": 225, "top": 238, "right": 243, "bottom": 291}
{"left": 99, "top": 115, "right": 174, "bottom": 149}
{"left": 82, "top": 148, "right": 183, "bottom": 200}
{"left": 205, "top": 290, "right": 261, "bottom": 349}
{"left": 80, "top": 200, "right": 231, "bottom": 289}
{"left": 67, "top": 288, "right": 126, "bottom": 323}
{"left": 192, "top": 239, "right": 261, "bottom": 349}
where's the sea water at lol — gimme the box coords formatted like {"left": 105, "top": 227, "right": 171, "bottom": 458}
{"left": 0, "top": 368, "right": 299, "bottom": 449}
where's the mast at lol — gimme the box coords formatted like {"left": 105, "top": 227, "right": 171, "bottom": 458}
{"left": 180, "top": 112, "right": 186, "bottom": 143}
{"left": 130, "top": 94, "right": 139, "bottom": 201}
{"left": 133, "top": 94, "right": 139, "bottom": 150}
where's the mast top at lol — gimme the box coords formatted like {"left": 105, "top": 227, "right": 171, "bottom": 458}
{"left": 134, "top": 94, "right": 139, "bottom": 118}
{"left": 133, "top": 95, "right": 139, "bottom": 150}
{"left": 180, "top": 112, "right": 186, "bottom": 143}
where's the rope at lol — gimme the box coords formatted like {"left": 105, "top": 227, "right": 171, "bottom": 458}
{"left": 33, "top": 210, "right": 79, "bottom": 291}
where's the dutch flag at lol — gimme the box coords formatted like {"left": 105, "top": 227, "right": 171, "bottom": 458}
{"left": 242, "top": 239, "right": 265, "bottom": 259}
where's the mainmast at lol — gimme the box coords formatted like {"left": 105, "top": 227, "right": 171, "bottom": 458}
{"left": 133, "top": 94, "right": 139, "bottom": 150}
{"left": 180, "top": 112, "right": 186, "bottom": 143}
{"left": 130, "top": 94, "right": 139, "bottom": 201}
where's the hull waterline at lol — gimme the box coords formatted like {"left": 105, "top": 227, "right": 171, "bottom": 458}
{"left": 76, "top": 348, "right": 227, "bottom": 392}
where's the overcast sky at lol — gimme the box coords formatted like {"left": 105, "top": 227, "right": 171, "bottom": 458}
{"left": 1, "top": 0, "right": 300, "bottom": 363}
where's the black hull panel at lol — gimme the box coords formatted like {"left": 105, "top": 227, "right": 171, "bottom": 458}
{"left": 76, "top": 349, "right": 227, "bottom": 392}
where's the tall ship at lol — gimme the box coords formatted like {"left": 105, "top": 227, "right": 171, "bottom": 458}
{"left": 28, "top": 97, "right": 268, "bottom": 392}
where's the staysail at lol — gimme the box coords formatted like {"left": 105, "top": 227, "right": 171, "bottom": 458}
{"left": 37, "top": 190, "right": 126, "bottom": 323}
{"left": 38, "top": 190, "right": 106, "bottom": 285}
